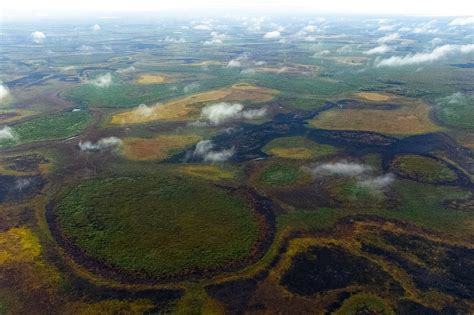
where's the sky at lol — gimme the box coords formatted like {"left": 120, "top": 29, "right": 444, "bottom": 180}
{"left": 1, "top": 0, "right": 474, "bottom": 20}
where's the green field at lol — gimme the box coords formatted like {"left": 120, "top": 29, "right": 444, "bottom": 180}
{"left": 55, "top": 175, "right": 260, "bottom": 276}
{"left": 0, "top": 110, "right": 92, "bottom": 147}
{"left": 390, "top": 154, "right": 459, "bottom": 184}
{"left": 262, "top": 136, "right": 338, "bottom": 160}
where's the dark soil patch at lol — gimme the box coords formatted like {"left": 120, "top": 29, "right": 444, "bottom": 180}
{"left": 280, "top": 245, "right": 396, "bottom": 296}
{"left": 3, "top": 154, "right": 48, "bottom": 173}
{"left": 0, "top": 175, "right": 44, "bottom": 202}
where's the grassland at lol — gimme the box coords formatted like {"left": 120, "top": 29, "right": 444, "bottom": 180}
{"left": 435, "top": 93, "right": 474, "bottom": 129}
{"left": 121, "top": 134, "right": 201, "bottom": 161}
{"left": 255, "top": 161, "right": 311, "bottom": 189}
{"left": 177, "top": 165, "right": 235, "bottom": 181}
{"left": 0, "top": 110, "right": 92, "bottom": 147}
{"left": 55, "top": 175, "right": 260, "bottom": 276}
{"left": 355, "top": 92, "right": 393, "bottom": 102}
{"left": 307, "top": 97, "right": 441, "bottom": 135}
{"left": 110, "top": 83, "right": 277, "bottom": 124}
{"left": 262, "top": 136, "right": 337, "bottom": 160}
{"left": 390, "top": 154, "right": 459, "bottom": 184}
{"left": 136, "top": 74, "right": 168, "bottom": 84}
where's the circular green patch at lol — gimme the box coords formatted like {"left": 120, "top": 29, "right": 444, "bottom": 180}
{"left": 262, "top": 136, "right": 337, "bottom": 160}
{"left": 390, "top": 154, "right": 458, "bottom": 184}
{"left": 333, "top": 293, "right": 394, "bottom": 315}
{"left": 256, "top": 162, "right": 310, "bottom": 188}
{"left": 55, "top": 175, "right": 260, "bottom": 276}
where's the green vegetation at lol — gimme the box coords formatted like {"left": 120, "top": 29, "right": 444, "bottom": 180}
{"left": 390, "top": 154, "right": 459, "bottom": 184}
{"left": 56, "top": 175, "right": 260, "bottom": 276}
{"left": 262, "top": 136, "right": 337, "bottom": 160}
{"left": 256, "top": 162, "right": 310, "bottom": 188}
{"left": 333, "top": 294, "right": 394, "bottom": 315}
{"left": 436, "top": 93, "right": 474, "bottom": 129}
{"left": 0, "top": 110, "right": 92, "bottom": 147}
{"left": 61, "top": 83, "right": 184, "bottom": 108}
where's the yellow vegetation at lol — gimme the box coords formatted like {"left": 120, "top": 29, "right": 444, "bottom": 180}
{"left": 122, "top": 134, "right": 201, "bottom": 161}
{"left": 177, "top": 164, "right": 235, "bottom": 181}
{"left": 355, "top": 92, "right": 393, "bottom": 102}
{"left": 308, "top": 99, "right": 441, "bottom": 135}
{"left": 136, "top": 74, "right": 167, "bottom": 84}
{"left": 111, "top": 84, "right": 277, "bottom": 125}
{"left": 64, "top": 299, "right": 155, "bottom": 315}
{"left": 0, "top": 227, "right": 41, "bottom": 265}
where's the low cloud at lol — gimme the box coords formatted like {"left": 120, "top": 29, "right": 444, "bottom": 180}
{"left": 227, "top": 55, "right": 247, "bottom": 68}
{"left": 78, "top": 137, "right": 122, "bottom": 152}
{"left": 312, "top": 161, "right": 371, "bottom": 176}
{"left": 91, "top": 24, "right": 101, "bottom": 31}
{"left": 449, "top": 16, "right": 474, "bottom": 26}
{"left": 313, "top": 50, "right": 331, "bottom": 57}
{"left": 263, "top": 31, "right": 281, "bottom": 39}
{"left": 302, "top": 25, "right": 317, "bottom": 32}
{"left": 193, "top": 140, "right": 234, "bottom": 162}
{"left": 0, "top": 126, "right": 17, "bottom": 141}
{"left": 183, "top": 82, "right": 200, "bottom": 93}
{"left": 90, "top": 73, "right": 113, "bottom": 88}
{"left": 377, "top": 33, "right": 400, "bottom": 44}
{"left": 376, "top": 44, "right": 474, "bottom": 67}
{"left": 194, "top": 24, "right": 211, "bottom": 31}
{"left": 364, "top": 45, "right": 392, "bottom": 55}
{"left": 164, "top": 36, "right": 186, "bottom": 43}
{"left": 135, "top": 103, "right": 154, "bottom": 117}
{"left": 203, "top": 32, "right": 229, "bottom": 45}
{"left": 310, "top": 160, "right": 395, "bottom": 192}
{"left": 377, "top": 25, "right": 395, "bottom": 32}
{"left": 358, "top": 173, "right": 395, "bottom": 190}
{"left": 240, "top": 68, "right": 256, "bottom": 75}
{"left": 116, "top": 66, "right": 136, "bottom": 74}
{"left": 200, "top": 102, "right": 267, "bottom": 125}
{"left": 31, "top": 31, "right": 46, "bottom": 43}
{"left": 0, "top": 84, "right": 10, "bottom": 100}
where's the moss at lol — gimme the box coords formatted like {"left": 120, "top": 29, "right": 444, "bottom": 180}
{"left": 262, "top": 136, "right": 337, "bottom": 160}
{"left": 391, "top": 154, "right": 458, "bottom": 184}
{"left": 56, "top": 175, "right": 260, "bottom": 276}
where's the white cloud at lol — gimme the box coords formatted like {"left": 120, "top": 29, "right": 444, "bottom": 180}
{"left": 377, "top": 25, "right": 395, "bottom": 31}
{"left": 78, "top": 137, "right": 122, "bottom": 151}
{"left": 200, "top": 102, "right": 267, "bottom": 125}
{"left": 413, "top": 20, "right": 438, "bottom": 33}
{"left": 337, "top": 45, "right": 352, "bottom": 53}
{"left": 377, "top": 33, "right": 400, "bottom": 44}
{"left": 203, "top": 31, "right": 228, "bottom": 45}
{"left": 135, "top": 103, "right": 153, "bottom": 117}
{"left": 227, "top": 55, "right": 247, "bottom": 68}
{"left": 263, "top": 31, "right": 281, "bottom": 39}
{"left": 398, "top": 26, "right": 411, "bottom": 32}
{"left": 0, "top": 126, "right": 17, "bottom": 141}
{"left": 91, "top": 24, "right": 101, "bottom": 31}
{"left": 183, "top": 82, "right": 200, "bottom": 93}
{"left": 0, "top": 84, "right": 10, "bottom": 100}
{"left": 240, "top": 68, "right": 256, "bottom": 75}
{"left": 31, "top": 31, "right": 46, "bottom": 43}
{"left": 201, "top": 103, "right": 243, "bottom": 125}
{"left": 164, "top": 36, "right": 186, "bottom": 43}
{"left": 193, "top": 140, "right": 234, "bottom": 162}
{"left": 312, "top": 161, "right": 371, "bottom": 176}
{"left": 449, "top": 16, "right": 474, "bottom": 26}
{"left": 241, "top": 107, "right": 267, "bottom": 119}
{"left": 313, "top": 50, "right": 331, "bottom": 57}
{"left": 116, "top": 66, "right": 136, "bottom": 74}
{"left": 376, "top": 44, "right": 474, "bottom": 67}
{"left": 358, "top": 173, "right": 395, "bottom": 190}
{"left": 302, "top": 25, "right": 317, "bottom": 32}
{"left": 364, "top": 45, "right": 392, "bottom": 55}
{"left": 193, "top": 24, "right": 211, "bottom": 31}
{"left": 90, "top": 73, "right": 112, "bottom": 87}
